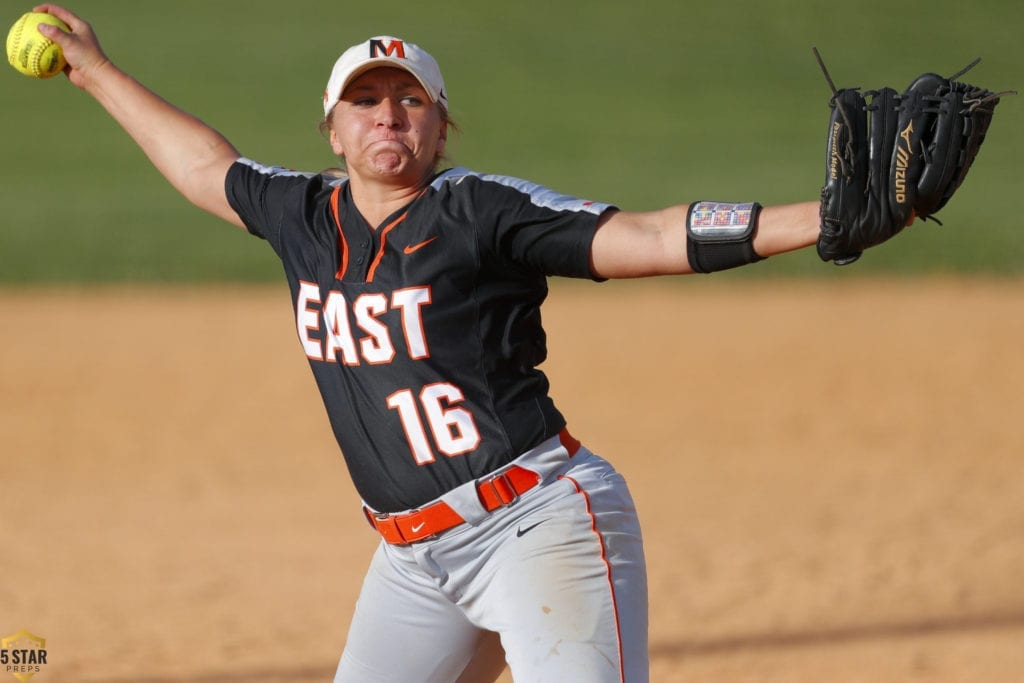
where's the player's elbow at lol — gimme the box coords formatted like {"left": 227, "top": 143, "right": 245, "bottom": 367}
{"left": 178, "top": 154, "right": 244, "bottom": 228}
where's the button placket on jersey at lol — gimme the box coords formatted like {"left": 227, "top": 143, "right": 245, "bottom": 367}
{"left": 355, "top": 237, "right": 371, "bottom": 271}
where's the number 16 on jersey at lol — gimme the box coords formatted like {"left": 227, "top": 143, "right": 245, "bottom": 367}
{"left": 387, "top": 383, "right": 481, "bottom": 464}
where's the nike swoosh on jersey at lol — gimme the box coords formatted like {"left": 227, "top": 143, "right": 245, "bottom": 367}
{"left": 403, "top": 236, "right": 439, "bottom": 254}
{"left": 411, "top": 522, "right": 426, "bottom": 533}
{"left": 516, "top": 520, "right": 547, "bottom": 537}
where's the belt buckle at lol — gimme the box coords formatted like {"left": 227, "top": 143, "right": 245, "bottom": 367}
{"left": 403, "top": 508, "right": 441, "bottom": 543}
{"left": 484, "top": 471, "right": 519, "bottom": 508}
{"left": 367, "top": 509, "right": 399, "bottom": 529}
{"left": 383, "top": 508, "right": 439, "bottom": 545}
{"left": 373, "top": 505, "right": 421, "bottom": 521}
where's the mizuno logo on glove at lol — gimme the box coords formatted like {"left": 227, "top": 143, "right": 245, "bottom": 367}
{"left": 894, "top": 121, "right": 914, "bottom": 205}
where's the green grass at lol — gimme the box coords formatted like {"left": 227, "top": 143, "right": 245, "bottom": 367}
{"left": 2, "top": 0, "right": 1021, "bottom": 282}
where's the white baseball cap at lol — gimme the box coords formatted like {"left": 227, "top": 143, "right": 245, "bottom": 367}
{"left": 322, "top": 36, "right": 448, "bottom": 116}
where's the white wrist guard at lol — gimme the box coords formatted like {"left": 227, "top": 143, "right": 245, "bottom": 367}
{"left": 686, "top": 201, "right": 765, "bottom": 273}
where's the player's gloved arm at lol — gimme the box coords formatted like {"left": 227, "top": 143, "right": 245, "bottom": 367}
{"left": 589, "top": 200, "right": 819, "bottom": 279}
{"left": 34, "top": 4, "right": 245, "bottom": 229}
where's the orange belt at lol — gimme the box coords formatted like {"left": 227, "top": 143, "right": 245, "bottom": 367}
{"left": 364, "top": 429, "right": 580, "bottom": 545}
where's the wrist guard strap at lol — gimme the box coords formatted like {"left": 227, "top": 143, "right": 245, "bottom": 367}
{"left": 686, "top": 201, "right": 765, "bottom": 273}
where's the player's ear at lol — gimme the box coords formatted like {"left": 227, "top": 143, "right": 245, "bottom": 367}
{"left": 324, "top": 107, "right": 346, "bottom": 156}
{"left": 329, "top": 126, "right": 345, "bottom": 157}
{"left": 437, "top": 123, "right": 447, "bottom": 155}
{"left": 319, "top": 107, "right": 345, "bottom": 157}
{"left": 436, "top": 104, "right": 449, "bottom": 154}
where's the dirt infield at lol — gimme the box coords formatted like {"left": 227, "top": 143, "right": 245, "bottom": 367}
{"left": 2, "top": 279, "right": 1022, "bottom": 682}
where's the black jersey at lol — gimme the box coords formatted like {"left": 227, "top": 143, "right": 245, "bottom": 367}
{"left": 225, "top": 158, "right": 613, "bottom": 512}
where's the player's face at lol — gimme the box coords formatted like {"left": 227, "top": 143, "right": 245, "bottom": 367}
{"left": 329, "top": 67, "right": 446, "bottom": 187}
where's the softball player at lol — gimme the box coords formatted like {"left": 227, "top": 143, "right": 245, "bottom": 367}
{"left": 39, "top": 5, "right": 822, "bottom": 681}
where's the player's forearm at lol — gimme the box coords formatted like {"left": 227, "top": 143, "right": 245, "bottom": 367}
{"left": 752, "top": 201, "right": 820, "bottom": 257}
{"left": 753, "top": 202, "right": 823, "bottom": 259}
{"left": 82, "top": 61, "right": 242, "bottom": 225}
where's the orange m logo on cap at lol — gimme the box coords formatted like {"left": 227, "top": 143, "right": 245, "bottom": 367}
{"left": 370, "top": 39, "right": 406, "bottom": 59}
